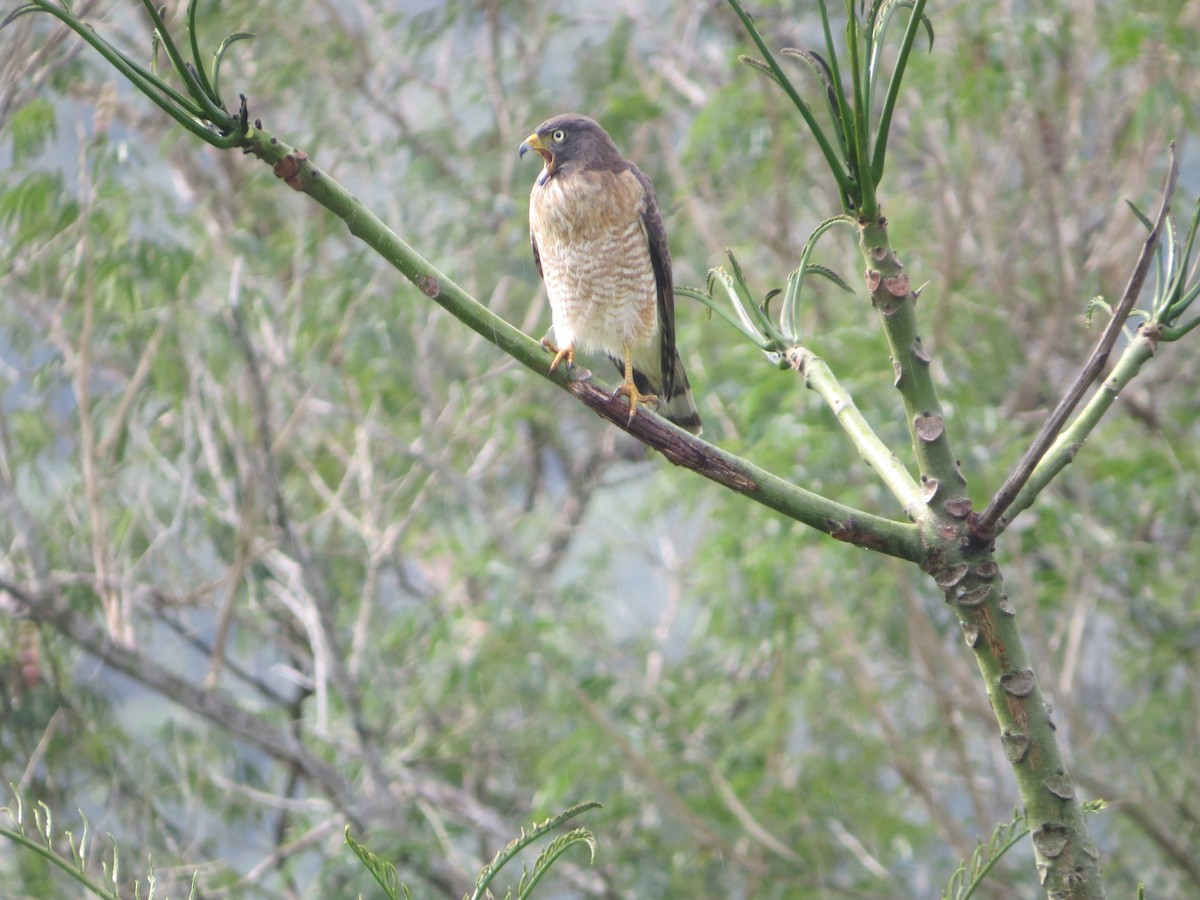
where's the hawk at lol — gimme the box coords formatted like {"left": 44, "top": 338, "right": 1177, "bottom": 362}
{"left": 519, "top": 114, "right": 702, "bottom": 434}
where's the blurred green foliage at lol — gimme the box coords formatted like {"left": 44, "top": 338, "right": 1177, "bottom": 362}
{"left": 1, "top": 1, "right": 1199, "bottom": 897}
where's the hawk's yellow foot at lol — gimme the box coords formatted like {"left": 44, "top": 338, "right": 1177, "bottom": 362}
{"left": 614, "top": 345, "right": 657, "bottom": 423}
{"left": 540, "top": 337, "right": 574, "bottom": 373}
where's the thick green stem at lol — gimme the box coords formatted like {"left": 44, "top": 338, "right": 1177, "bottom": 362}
{"left": 858, "top": 217, "right": 1106, "bottom": 898}
{"left": 934, "top": 549, "right": 1104, "bottom": 898}
{"left": 859, "top": 217, "right": 963, "bottom": 500}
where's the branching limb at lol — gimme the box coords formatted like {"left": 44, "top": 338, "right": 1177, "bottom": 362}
{"left": 977, "top": 146, "right": 1180, "bottom": 538}
{"left": 999, "top": 325, "right": 1160, "bottom": 528}
{"left": 851, "top": 216, "right": 1107, "bottom": 900}
{"left": 997, "top": 162, "right": 1200, "bottom": 532}
{"left": 685, "top": 236, "right": 927, "bottom": 524}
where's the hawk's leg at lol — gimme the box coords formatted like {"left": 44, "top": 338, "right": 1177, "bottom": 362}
{"left": 540, "top": 336, "right": 575, "bottom": 373}
{"left": 613, "top": 344, "right": 657, "bottom": 423}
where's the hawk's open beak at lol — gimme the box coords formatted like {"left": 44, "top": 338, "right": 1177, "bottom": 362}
{"left": 519, "top": 132, "right": 551, "bottom": 164}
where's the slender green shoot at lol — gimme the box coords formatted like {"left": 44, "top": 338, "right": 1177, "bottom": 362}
{"left": 0, "top": 787, "right": 196, "bottom": 899}
{"left": 469, "top": 802, "right": 601, "bottom": 900}
{"left": 686, "top": 218, "right": 854, "bottom": 360}
{"left": 345, "top": 802, "right": 600, "bottom": 900}
{"left": 870, "top": 0, "right": 933, "bottom": 183}
{"left": 1, "top": 0, "right": 253, "bottom": 148}
{"left": 1127, "top": 191, "right": 1200, "bottom": 339}
{"left": 345, "top": 828, "right": 407, "bottom": 900}
{"left": 727, "top": 0, "right": 851, "bottom": 203}
{"left": 941, "top": 809, "right": 1029, "bottom": 900}
{"left": 730, "top": 0, "right": 933, "bottom": 216}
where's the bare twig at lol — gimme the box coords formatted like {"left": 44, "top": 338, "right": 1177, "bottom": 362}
{"left": 96, "top": 316, "right": 169, "bottom": 462}
{"left": 225, "top": 266, "right": 395, "bottom": 796}
{"left": 0, "top": 577, "right": 356, "bottom": 811}
{"left": 976, "top": 144, "right": 1180, "bottom": 538}
{"left": 60, "top": 174, "right": 127, "bottom": 643}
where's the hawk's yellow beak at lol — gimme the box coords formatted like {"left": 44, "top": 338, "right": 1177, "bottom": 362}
{"left": 519, "top": 132, "right": 551, "bottom": 163}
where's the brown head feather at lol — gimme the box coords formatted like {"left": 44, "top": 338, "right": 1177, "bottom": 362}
{"left": 526, "top": 114, "right": 627, "bottom": 179}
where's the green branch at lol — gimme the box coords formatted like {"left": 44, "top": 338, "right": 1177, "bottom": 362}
{"left": 784, "top": 346, "right": 927, "bottom": 523}
{"left": 1001, "top": 177, "right": 1200, "bottom": 529}
{"left": 1003, "top": 325, "right": 1160, "bottom": 525}
{"left": 733, "top": 0, "right": 933, "bottom": 216}
{"left": 982, "top": 150, "right": 1182, "bottom": 536}
{"left": 3, "top": 0, "right": 245, "bottom": 146}
{"left": 683, "top": 231, "right": 927, "bottom": 523}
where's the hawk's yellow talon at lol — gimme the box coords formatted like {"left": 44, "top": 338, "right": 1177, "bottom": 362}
{"left": 541, "top": 337, "right": 574, "bottom": 373}
{"left": 613, "top": 378, "right": 657, "bottom": 423}
{"left": 614, "top": 344, "right": 656, "bottom": 423}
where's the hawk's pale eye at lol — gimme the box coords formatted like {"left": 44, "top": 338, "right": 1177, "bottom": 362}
{"left": 552, "top": 129, "right": 566, "bottom": 143}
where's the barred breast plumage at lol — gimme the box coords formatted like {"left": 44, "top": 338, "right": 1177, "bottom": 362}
{"left": 530, "top": 168, "right": 658, "bottom": 359}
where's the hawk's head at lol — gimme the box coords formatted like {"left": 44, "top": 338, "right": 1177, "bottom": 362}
{"left": 519, "top": 114, "right": 622, "bottom": 183}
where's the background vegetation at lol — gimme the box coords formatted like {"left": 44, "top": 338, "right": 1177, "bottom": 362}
{"left": 2, "top": 0, "right": 1198, "bottom": 896}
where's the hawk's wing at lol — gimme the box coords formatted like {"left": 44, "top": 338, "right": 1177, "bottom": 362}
{"left": 530, "top": 231, "right": 544, "bottom": 281}
{"left": 630, "top": 164, "right": 676, "bottom": 399}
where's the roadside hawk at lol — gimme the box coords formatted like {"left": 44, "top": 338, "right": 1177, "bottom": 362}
{"left": 519, "top": 114, "right": 702, "bottom": 434}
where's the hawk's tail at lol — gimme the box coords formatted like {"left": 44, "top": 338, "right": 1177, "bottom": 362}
{"left": 658, "top": 351, "right": 703, "bottom": 435}
{"left": 622, "top": 351, "right": 703, "bottom": 436}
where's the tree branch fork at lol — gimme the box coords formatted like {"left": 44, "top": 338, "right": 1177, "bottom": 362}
{"left": 975, "top": 146, "right": 1182, "bottom": 541}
